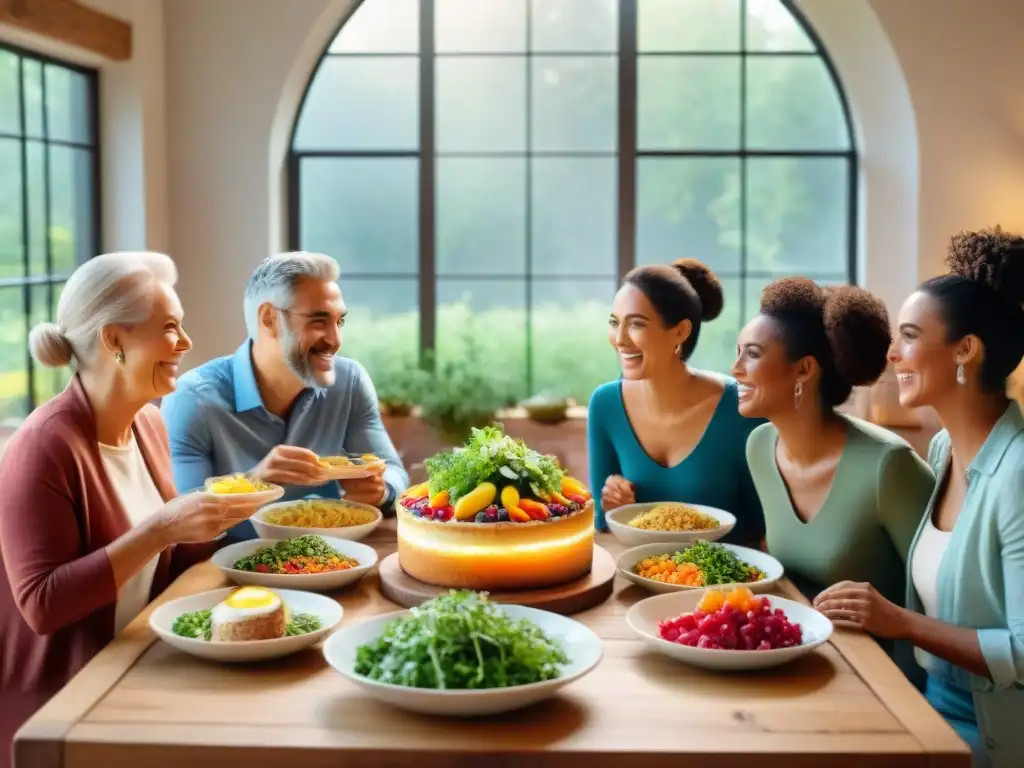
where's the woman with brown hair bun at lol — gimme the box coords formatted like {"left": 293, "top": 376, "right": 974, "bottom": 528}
{"left": 588, "top": 259, "right": 765, "bottom": 546}
{"left": 732, "top": 277, "right": 935, "bottom": 684}
{"left": 815, "top": 229, "right": 1024, "bottom": 766}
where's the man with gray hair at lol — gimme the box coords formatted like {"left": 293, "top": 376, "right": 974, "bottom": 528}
{"left": 161, "top": 252, "right": 408, "bottom": 542}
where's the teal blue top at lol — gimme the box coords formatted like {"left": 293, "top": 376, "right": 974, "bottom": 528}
{"left": 587, "top": 378, "right": 766, "bottom": 545}
{"left": 908, "top": 403, "right": 1024, "bottom": 767}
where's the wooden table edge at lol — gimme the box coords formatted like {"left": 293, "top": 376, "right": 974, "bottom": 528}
{"left": 17, "top": 559, "right": 972, "bottom": 768}
{"left": 13, "top": 564, "right": 230, "bottom": 768}
{"left": 773, "top": 582, "right": 970, "bottom": 766}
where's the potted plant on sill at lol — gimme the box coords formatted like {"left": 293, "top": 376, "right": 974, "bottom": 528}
{"left": 375, "top": 356, "right": 429, "bottom": 418}
{"left": 417, "top": 343, "right": 505, "bottom": 447}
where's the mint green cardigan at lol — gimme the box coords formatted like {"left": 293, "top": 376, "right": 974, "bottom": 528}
{"left": 908, "top": 404, "right": 1024, "bottom": 768}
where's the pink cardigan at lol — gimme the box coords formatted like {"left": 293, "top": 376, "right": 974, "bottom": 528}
{"left": 0, "top": 377, "right": 214, "bottom": 768}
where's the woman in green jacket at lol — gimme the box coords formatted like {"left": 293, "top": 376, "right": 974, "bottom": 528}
{"left": 815, "top": 229, "right": 1024, "bottom": 768}
{"left": 733, "top": 278, "right": 934, "bottom": 686}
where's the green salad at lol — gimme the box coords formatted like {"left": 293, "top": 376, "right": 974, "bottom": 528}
{"left": 424, "top": 426, "right": 563, "bottom": 502}
{"left": 672, "top": 541, "right": 766, "bottom": 585}
{"left": 171, "top": 609, "right": 322, "bottom": 641}
{"left": 354, "top": 590, "right": 570, "bottom": 689}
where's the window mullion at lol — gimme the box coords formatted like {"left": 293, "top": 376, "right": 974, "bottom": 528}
{"left": 419, "top": 0, "right": 436, "bottom": 367}
{"left": 618, "top": 0, "right": 637, "bottom": 282}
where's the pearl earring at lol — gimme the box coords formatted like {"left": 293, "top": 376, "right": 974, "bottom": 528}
{"left": 956, "top": 363, "right": 966, "bottom": 385}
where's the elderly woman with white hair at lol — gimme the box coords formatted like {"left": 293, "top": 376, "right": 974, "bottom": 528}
{"left": 0, "top": 252, "right": 260, "bottom": 766}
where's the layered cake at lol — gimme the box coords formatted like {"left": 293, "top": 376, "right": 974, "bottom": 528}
{"left": 396, "top": 427, "right": 595, "bottom": 591}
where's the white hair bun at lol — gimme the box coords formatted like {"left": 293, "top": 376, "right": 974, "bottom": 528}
{"left": 29, "top": 322, "right": 74, "bottom": 368}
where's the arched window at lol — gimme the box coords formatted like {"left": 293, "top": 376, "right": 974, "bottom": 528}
{"left": 289, "top": 0, "right": 854, "bottom": 405}
{"left": 0, "top": 45, "right": 99, "bottom": 424}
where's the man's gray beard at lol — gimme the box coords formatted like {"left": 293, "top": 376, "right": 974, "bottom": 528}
{"left": 281, "top": 323, "right": 334, "bottom": 391}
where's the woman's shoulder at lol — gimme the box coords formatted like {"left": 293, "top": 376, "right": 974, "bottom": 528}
{"left": 587, "top": 380, "right": 623, "bottom": 417}
{"left": 0, "top": 393, "right": 88, "bottom": 480}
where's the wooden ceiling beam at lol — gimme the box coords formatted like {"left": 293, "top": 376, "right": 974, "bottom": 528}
{"left": 0, "top": 0, "right": 132, "bottom": 61}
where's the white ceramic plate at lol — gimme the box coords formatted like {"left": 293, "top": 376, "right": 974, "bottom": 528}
{"left": 203, "top": 475, "right": 285, "bottom": 507}
{"left": 626, "top": 590, "right": 832, "bottom": 671}
{"left": 606, "top": 502, "right": 736, "bottom": 546}
{"left": 252, "top": 499, "right": 383, "bottom": 542}
{"left": 322, "top": 604, "right": 602, "bottom": 717}
{"left": 150, "top": 587, "right": 343, "bottom": 663}
{"left": 616, "top": 542, "right": 784, "bottom": 594}
{"left": 211, "top": 536, "right": 379, "bottom": 591}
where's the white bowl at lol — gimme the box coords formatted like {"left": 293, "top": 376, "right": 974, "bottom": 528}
{"left": 322, "top": 604, "right": 602, "bottom": 717}
{"left": 605, "top": 502, "right": 736, "bottom": 546}
{"left": 203, "top": 475, "right": 285, "bottom": 507}
{"left": 626, "top": 590, "right": 833, "bottom": 671}
{"left": 211, "top": 536, "right": 378, "bottom": 592}
{"left": 150, "top": 587, "right": 343, "bottom": 663}
{"left": 616, "top": 542, "right": 784, "bottom": 594}
{"left": 251, "top": 499, "right": 383, "bottom": 542}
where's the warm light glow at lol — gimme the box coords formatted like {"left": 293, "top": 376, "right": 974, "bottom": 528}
{"left": 399, "top": 521, "right": 595, "bottom": 555}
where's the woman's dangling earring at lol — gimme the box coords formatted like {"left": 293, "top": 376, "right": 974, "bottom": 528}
{"left": 956, "top": 363, "right": 966, "bottom": 385}
{"left": 794, "top": 381, "right": 803, "bottom": 410}
{"left": 674, "top": 343, "right": 682, "bottom": 359}
{"left": 115, "top": 349, "right": 125, "bottom": 364}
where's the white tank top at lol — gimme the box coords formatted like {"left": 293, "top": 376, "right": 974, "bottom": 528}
{"left": 911, "top": 516, "right": 953, "bottom": 618}
{"left": 98, "top": 435, "right": 165, "bottom": 634}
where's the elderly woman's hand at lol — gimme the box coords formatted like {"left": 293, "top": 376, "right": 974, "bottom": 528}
{"left": 153, "top": 492, "right": 261, "bottom": 545}
{"left": 601, "top": 474, "right": 635, "bottom": 512}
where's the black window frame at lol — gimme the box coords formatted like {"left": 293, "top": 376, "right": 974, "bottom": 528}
{"left": 0, "top": 41, "right": 102, "bottom": 416}
{"left": 287, "top": 0, "right": 857, "bottom": 393}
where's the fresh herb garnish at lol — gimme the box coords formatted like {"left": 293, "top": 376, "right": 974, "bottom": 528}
{"left": 170, "top": 609, "right": 322, "bottom": 641}
{"left": 354, "top": 590, "right": 569, "bottom": 689}
{"left": 672, "top": 541, "right": 764, "bottom": 585}
{"left": 424, "top": 426, "right": 564, "bottom": 503}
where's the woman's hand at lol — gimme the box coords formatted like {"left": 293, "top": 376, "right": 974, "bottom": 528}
{"left": 813, "top": 581, "right": 909, "bottom": 639}
{"left": 152, "top": 492, "right": 261, "bottom": 545}
{"left": 601, "top": 474, "right": 635, "bottom": 511}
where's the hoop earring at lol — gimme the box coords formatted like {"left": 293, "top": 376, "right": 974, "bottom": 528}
{"left": 794, "top": 381, "right": 804, "bottom": 410}
{"left": 115, "top": 350, "right": 125, "bottom": 364}
{"left": 956, "top": 363, "right": 966, "bottom": 385}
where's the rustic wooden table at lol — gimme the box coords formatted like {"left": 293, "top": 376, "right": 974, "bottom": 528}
{"left": 16, "top": 521, "right": 970, "bottom": 768}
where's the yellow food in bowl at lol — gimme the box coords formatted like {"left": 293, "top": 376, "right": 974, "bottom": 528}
{"left": 626, "top": 503, "right": 720, "bottom": 532}
{"left": 207, "top": 474, "right": 272, "bottom": 495}
{"left": 263, "top": 500, "right": 377, "bottom": 529}
{"left": 317, "top": 453, "right": 382, "bottom": 468}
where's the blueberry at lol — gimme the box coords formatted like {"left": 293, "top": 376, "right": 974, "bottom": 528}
{"left": 475, "top": 511, "right": 488, "bottom": 523}
{"left": 411, "top": 507, "right": 423, "bottom": 517}
{"left": 497, "top": 508, "right": 510, "bottom": 522}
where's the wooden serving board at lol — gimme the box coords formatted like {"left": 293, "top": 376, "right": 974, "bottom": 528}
{"left": 378, "top": 544, "right": 616, "bottom": 614}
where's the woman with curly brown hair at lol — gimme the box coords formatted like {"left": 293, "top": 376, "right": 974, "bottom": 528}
{"left": 588, "top": 259, "right": 765, "bottom": 545}
{"left": 732, "top": 277, "right": 935, "bottom": 684}
{"left": 814, "top": 229, "right": 1024, "bottom": 767}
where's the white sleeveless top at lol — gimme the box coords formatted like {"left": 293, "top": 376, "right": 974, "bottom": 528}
{"left": 98, "top": 435, "right": 164, "bottom": 634}
{"left": 910, "top": 516, "right": 953, "bottom": 618}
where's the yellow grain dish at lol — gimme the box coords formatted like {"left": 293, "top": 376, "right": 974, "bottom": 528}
{"left": 207, "top": 474, "right": 273, "bottom": 495}
{"left": 262, "top": 500, "right": 377, "bottom": 529}
{"left": 626, "top": 503, "right": 720, "bottom": 532}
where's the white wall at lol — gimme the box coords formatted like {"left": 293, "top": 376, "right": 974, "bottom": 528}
{"left": 164, "top": 0, "right": 351, "bottom": 366}
{"left": 0, "top": 0, "right": 170, "bottom": 253}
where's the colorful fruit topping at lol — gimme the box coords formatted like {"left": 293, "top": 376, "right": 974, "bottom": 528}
{"left": 657, "top": 587, "right": 803, "bottom": 651}
{"left": 409, "top": 426, "right": 593, "bottom": 524}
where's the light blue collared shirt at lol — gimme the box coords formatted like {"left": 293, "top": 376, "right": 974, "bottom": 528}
{"left": 160, "top": 341, "right": 409, "bottom": 540}
{"left": 908, "top": 403, "right": 1024, "bottom": 767}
